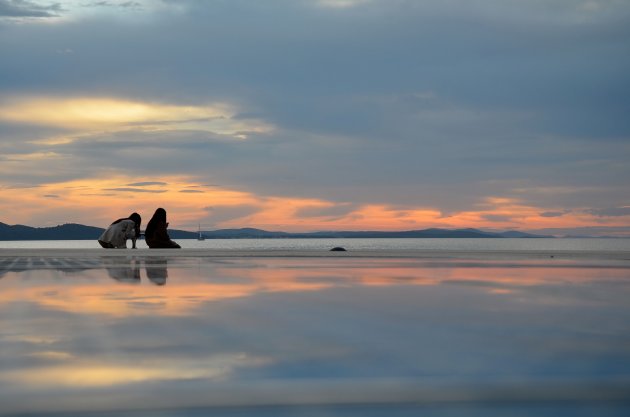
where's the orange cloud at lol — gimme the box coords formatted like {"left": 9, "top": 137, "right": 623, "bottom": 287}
{"left": 1, "top": 177, "right": 627, "bottom": 232}
{"left": 452, "top": 196, "right": 629, "bottom": 230}
{"left": 0, "top": 176, "right": 257, "bottom": 228}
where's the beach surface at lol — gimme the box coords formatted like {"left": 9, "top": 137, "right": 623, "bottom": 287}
{"left": 2, "top": 247, "right": 630, "bottom": 260}
{"left": 1, "top": 249, "right": 629, "bottom": 416}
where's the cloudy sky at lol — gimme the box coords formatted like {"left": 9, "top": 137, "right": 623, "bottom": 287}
{"left": 1, "top": 0, "right": 629, "bottom": 234}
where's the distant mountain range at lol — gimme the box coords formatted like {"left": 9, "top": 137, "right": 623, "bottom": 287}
{"left": 0, "top": 222, "right": 106, "bottom": 241}
{"left": 0, "top": 222, "right": 198, "bottom": 241}
{"left": 198, "top": 227, "right": 551, "bottom": 239}
{"left": 0, "top": 222, "right": 552, "bottom": 241}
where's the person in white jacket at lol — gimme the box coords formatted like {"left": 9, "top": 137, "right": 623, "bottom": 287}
{"left": 98, "top": 213, "right": 142, "bottom": 249}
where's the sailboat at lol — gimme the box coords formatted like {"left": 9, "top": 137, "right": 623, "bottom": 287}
{"left": 197, "top": 224, "right": 205, "bottom": 241}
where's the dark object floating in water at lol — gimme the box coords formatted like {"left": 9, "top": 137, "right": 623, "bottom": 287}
{"left": 330, "top": 247, "right": 347, "bottom": 252}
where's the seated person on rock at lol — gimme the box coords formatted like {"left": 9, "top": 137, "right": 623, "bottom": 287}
{"left": 98, "top": 212, "right": 141, "bottom": 249}
{"left": 145, "top": 208, "right": 181, "bottom": 249}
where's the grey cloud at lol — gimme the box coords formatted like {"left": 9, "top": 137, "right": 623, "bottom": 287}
{"left": 85, "top": 1, "right": 141, "bottom": 8}
{"left": 586, "top": 207, "right": 630, "bottom": 217}
{"left": 481, "top": 214, "right": 516, "bottom": 223}
{"left": 126, "top": 181, "right": 167, "bottom": 187}
{"left": 295, "top": 203, "right": 359, "bottom": 219}
{"left": 80, "top": 193, "right": 115, "bottom": 196}
{"left": 179, "top": 189, "right": 203, "bottom": 193}
{"left": 540, "top": 210, "right": 571, "bottom": 218}
{"left": 5, "top": 184, "right": 40, "bottom": 189}
{"left": 203, "top": 205, "right": 261, "bottom": 226}
{"left": 0, "top": 0, "right": 61, "bottom": 18}
{"left": 43, "top": 194, "right": 59, "bottom": 198}
{"left": 103, "top": 187, "right": 167, "bottom": 193}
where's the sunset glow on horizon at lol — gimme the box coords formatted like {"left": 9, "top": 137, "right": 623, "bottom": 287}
{"left": 1, "top": 175, "right": 626, "bottom": 234}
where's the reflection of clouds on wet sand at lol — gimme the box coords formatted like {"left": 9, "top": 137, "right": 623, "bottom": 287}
{"left": 0, "top": 257, "right": 629, "bottom": 317}
{"left": 0, "top": 257, "right": 629, "bottom": 414}
{"left": 1, "top": 353, "right": 269, "bottom": 388}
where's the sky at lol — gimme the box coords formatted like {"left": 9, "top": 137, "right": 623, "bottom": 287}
{"left": 0, "top": 0, "right": 629, "bottom": 235}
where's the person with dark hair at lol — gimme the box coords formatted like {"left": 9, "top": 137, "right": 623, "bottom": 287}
{"left": 145, "top": 208, "right": 181, "bottom": 249}
{"left": 98, "top": 212, "right": 142, "bottom": 249}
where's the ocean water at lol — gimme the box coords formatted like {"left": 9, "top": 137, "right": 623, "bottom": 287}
{"left": 1, "top": 237, "right": 630, "bottom": 251}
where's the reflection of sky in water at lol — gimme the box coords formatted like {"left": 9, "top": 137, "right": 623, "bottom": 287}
{"left": 0, "top": 256, "right": 629, "bottom": 416}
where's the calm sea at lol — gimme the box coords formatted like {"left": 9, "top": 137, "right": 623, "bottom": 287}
{"left": 1, "top": 238, "right": 629, "bottom": 251}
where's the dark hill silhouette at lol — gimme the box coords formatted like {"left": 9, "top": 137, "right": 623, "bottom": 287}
{"left": 0, "top": 222, "right": 200, "bottom": 241}
{"left": 0, "top": 222, "right": 105, "bottom": 240}
{"left": 0, "top": 222, "right": 551, "bottom": 241}
{"left": 201, "top": 227, "right": 550, "bottom": 239}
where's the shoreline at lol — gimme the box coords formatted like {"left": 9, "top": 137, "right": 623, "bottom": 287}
{"left": 1, "top": 248, "right": 629, "bottom": 261}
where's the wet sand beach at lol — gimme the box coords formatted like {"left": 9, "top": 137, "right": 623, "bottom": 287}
{"left": 1, "top": 249, "right": 629, "bottom": 416}
{"left": 1, "top": 247, "right": 630, "bottom": 260}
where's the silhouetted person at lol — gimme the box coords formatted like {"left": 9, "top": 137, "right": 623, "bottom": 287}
{"left": 145, "top": 208, "right": 181, "bottom": 249}
{"left": 98, "top": 212, "right": 142, "bottom": 249}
